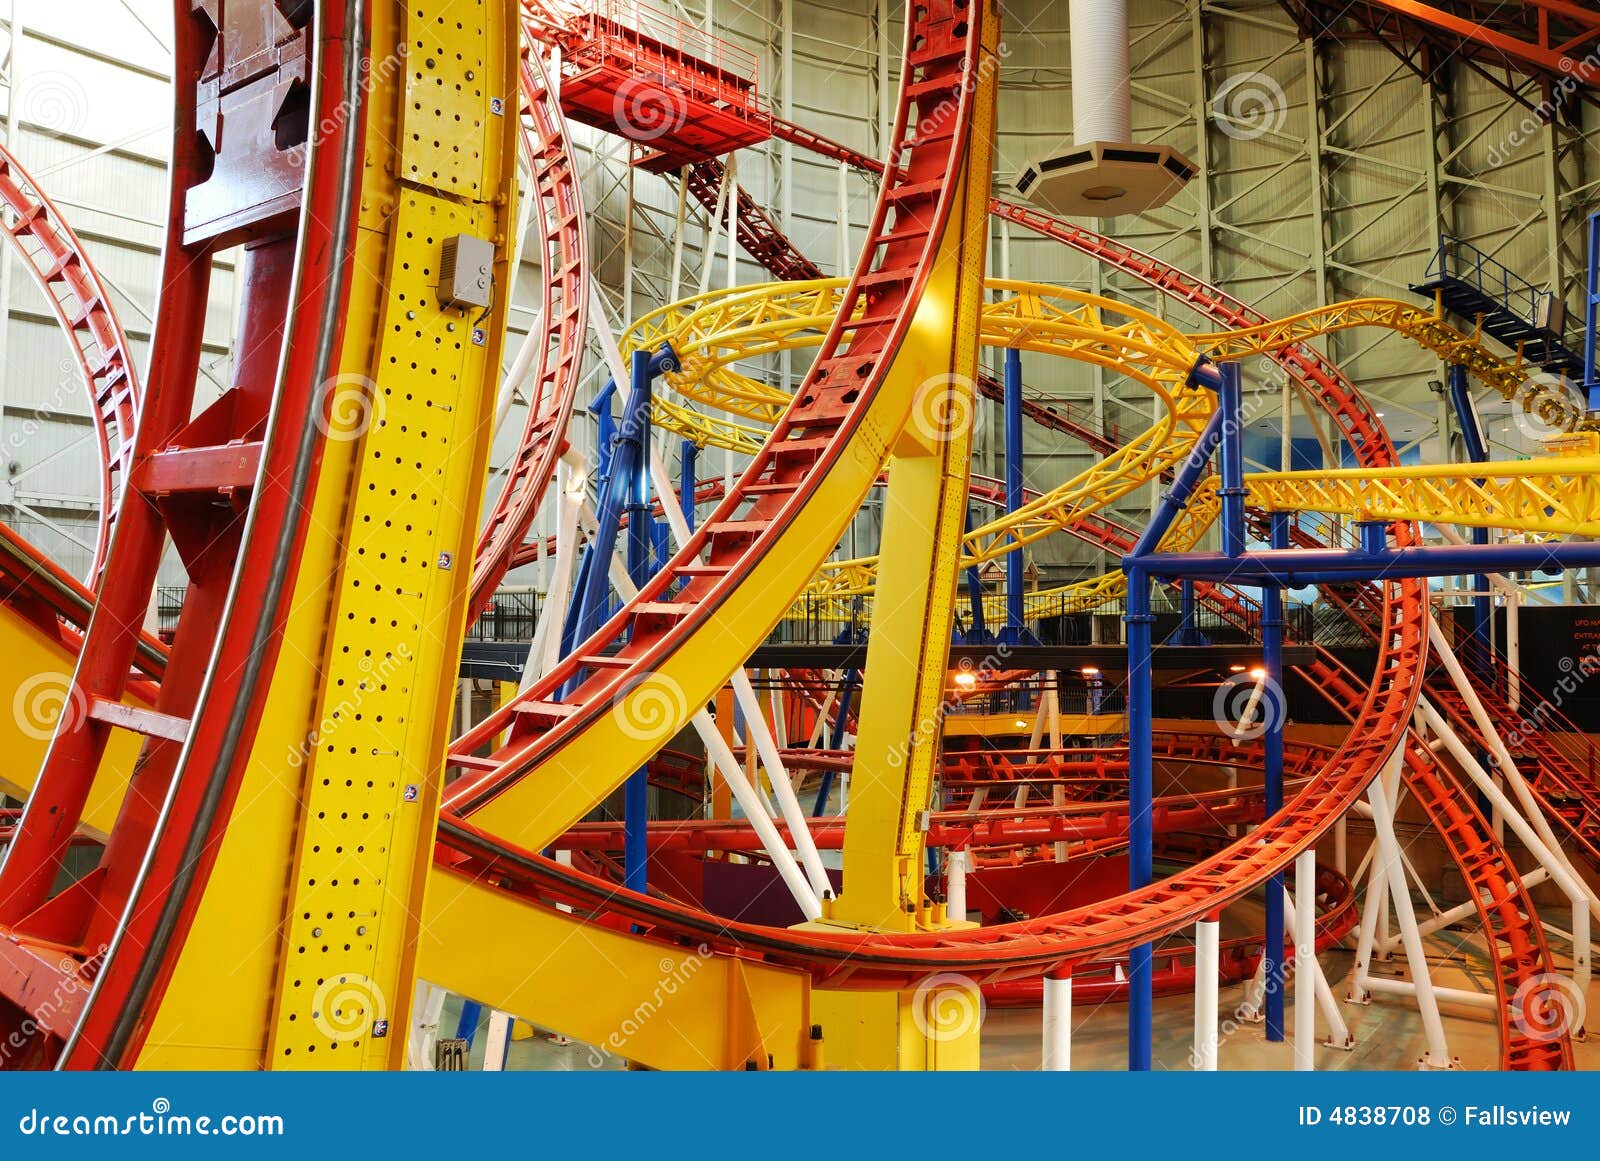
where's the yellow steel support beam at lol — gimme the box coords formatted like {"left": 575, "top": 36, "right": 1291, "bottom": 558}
{"left": 826, "top": 6, "right": 997, "bottom": 934}
{"left": 418, "top": 869, "right": 812, "bottom": 1070}
{"left": 1237, "top": 441, "right": 1600, "bottom": 537}
{"left": 136, "top": 0, "right": 518, "bottom": 1069}
{"left": 0, "top": 608, "right": 141, "bottom": 840}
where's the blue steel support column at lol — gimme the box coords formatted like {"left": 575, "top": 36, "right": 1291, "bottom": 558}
{"left": 1003, "top": 347, "right": 1025, "bottom": 640}
{"left": 813, "top": 671, "right": 858, "bottom": 815}
{"left": 1446, "top": 363, "right": 1492, "bottom": 668}
{"left": 1585, "top": 211, "right": 1599, "bottom": 411}
{"left": 622, "top": 349, "right": 655, "bottom": 896}
{"left": 679, "top": 438, "right": 698, "bottom": 530}
{"left": 1262, "top": 513, "right": 1289, "bottom": 1042}
{"left": 1217, "top": 361, "right": 1246, "bottom": 557}
{"left": 1125, "top": 565, "right": 1155, "bottom": 1070}
{"left": 962, "top": 506, "right": 988, "bottom": 642}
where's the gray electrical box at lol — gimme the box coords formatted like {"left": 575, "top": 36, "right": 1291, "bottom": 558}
{"left": 439, "top": 233, "right": 494, "bottom": 309}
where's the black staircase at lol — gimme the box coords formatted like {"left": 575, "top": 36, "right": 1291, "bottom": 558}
{"left": 1411, "top": 237, "right": 1585, "bottom": 379}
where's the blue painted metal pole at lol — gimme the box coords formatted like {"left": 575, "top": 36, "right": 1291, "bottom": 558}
{"left": 1127, "top": 540, "right": 1600, "bottom": 584}
{"left": 1004, "top": 347, "right": 1025, "bottom": 640}
{"left": 454, "top": 999, "right": 483, "bottom": 1047}
{"left": 1263, "top": 513, "right": 1288, "bottom": 1041}
{"left": 1125, "top": 565, "right": 1154, "bottom": 1070}
{"left": 1585, "top": 211, "right": 1599, "bottom": 411}
{"left": 622, "top": 349, "right": 655, "bottom": 896}
{"left": 1217, "top": 361, "right": 1246, "bottom": 557}
{"left": 1130, "top": 407, "right": 1228, "bottom": 558}
{"left": 963, "top": 505, "right": 987, "bottom": 642}
{"left": 679, "top": 438, "right": 699, "bottom": 531}
{"left": 1446, "top": 363, "right": 1492, "bottom": 664}
{"left": 813, "top": 671, "right": 858, "bottom": 815}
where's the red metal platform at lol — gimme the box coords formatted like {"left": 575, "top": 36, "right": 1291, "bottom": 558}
{"left": 554, "top": 0, "right": 773, "bottom": 172}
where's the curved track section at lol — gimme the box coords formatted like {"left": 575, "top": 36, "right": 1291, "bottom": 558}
{"left": 442, "top": 1, "right": 998, "bottom": 846}
{"left": 0, "top": 142, "right": 142, "bottom": 581}
{"left": 469, "top": 38, "right": 589, "bottom": 620}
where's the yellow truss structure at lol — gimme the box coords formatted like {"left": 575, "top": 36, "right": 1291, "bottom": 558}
{"left": 1188, "top": 297, "right": 1588, "bottom": 431}
{"left": 1235, "top": 433, "right": 1600, "bottom": 537}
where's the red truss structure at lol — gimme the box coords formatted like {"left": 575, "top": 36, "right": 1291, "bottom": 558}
{"left": 553, "top": 0, "right": 773, "bottom": 172}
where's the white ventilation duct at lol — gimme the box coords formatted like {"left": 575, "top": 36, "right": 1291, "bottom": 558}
{"left": 1016, "top": 0, "right": 1194, "bottom": 219}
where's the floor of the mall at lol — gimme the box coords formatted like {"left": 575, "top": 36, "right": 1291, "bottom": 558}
{"left": 443, "top": 909, "right": 1597, "bottom": 1071}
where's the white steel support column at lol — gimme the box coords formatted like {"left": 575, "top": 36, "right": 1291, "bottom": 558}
{"left": 1193, "top": 915, "right": 1219, "bottom": 1071}
{"left": 1367, "top": 753, "right": 1456, "bottom": 1069}
{"left": 1042, "top": 972, "right": 1071, "bottom": 1071}
{"left": 1294, "top": 848, "right": 1316, "bottom": 1070}
{"left": 947, "top": 848, "right": 968, "bottom": 923}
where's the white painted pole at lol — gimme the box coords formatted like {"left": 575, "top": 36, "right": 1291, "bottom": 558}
{"left": 946, "top": 848, "right": 968, "bottom": 923}
{"left": 1424, "top": 618, "right": 1599, "bottom": 922}
{"left": 1193, "top": 917, "right": 1219, "bottom": 1070}
{"left": 1041, "top": 972, "right": 1072, "bottom": 1071}
{"left": 1416, "top": 698, "right": 1592, "bottom": 1012}
{"left": 1294, "top": 848, "right": 1316, "bottom": 1070}
{"left": 1368, "top": 768, "right": 1456, "bottom": 1068}
{"left": 482, "top": 1010, "right": 513, "bottom": 1071}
